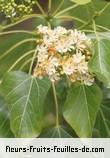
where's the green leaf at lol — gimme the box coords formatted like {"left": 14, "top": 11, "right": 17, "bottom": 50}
{"left": 93, "top": 100, "right": 110, "bottom": 138}
{"left": 0, "top": 71, "right": 51, "bottom": 137}
{"left": 0, "top": 96, "right": 13, "bottom": 137}
{"left": 40, "top": 126, "right": 73, "bottom": 138}
{"left": 0, "top": 32, "right": 36, "bottom": 78}
{"left": 89, "top": 39, "right": 110, "bottom": 87}
{"left": 63, "top": 84, "right": 102, "bottom": 137}
{"left": 103, "top": 86, "right": 110, "bottom": 99}
{"left": 52, "top": 0, "right": 110, "bottom": 29}
{"left": 71, "top": 0, "right": 91, "bottom": 5}
{"left": 92, "top": 0, "right": 110, "bottom": 30}
{"left": 43, "top": 79, "right": 68, "bottom": 128}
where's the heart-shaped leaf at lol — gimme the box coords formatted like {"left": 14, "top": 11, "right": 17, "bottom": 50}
{"left": 0, "top": 71, "right": 51, "bottom": 137}
{"left": 63, "top": 84, "right": 102, "bottom": 137}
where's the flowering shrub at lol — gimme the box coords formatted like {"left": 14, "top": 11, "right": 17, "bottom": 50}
{"left": 0, "top": 0, "right": 110, "bottom": 138}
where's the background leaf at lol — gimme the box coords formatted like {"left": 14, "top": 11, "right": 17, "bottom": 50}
{"left": 93, "top": 101, "right": 110, "bottom": 138}
{"left": 89, "top": 39, "right": 110, "bottom": 87}
{"left": 0, "top": 32, "right": 36, "bottom": 79}
{"left": 52, "top": 0, "right": 110, "bottom": 30}
{"left": 0, "top": 71, "right": 51, "bottom": 137}
{"left": 63, "top": 84, "right": 102, "bottom": 137}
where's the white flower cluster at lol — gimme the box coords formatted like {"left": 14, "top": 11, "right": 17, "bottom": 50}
{"left": 33, "top": 25, "right": 94, "bottom": 86}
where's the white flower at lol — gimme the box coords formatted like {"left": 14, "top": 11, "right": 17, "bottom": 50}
{"left": 79, "top": 74, "right": 94, "bottom": 86}
{"left": 73, "top": 29, "right": 88, "bottom": 42}
{"left": 73, "top": 52, "right": 85, "bottom": 64}
{"left": 54, "top": 26, "right": 67, "bottom": 36}
{"left": 49, "top": 57, "right": 59, "bottom": 67}
{"left": 62, "top": 57, "right": 76, "bottom": 75}
{"left": 46, "top": 64, "right": 56, "bottom": 75}
{"left": 72, "top": 52, "right": 88, "bottom": 74}
{"left": 55, "top": 36, "right": 75, "bottom": 53}
{"left": 45, "top": 61, "right": 55, "bottom": 75}
{"left": 34, "top": 25, "right": 94, "bottom": 86}
{"left": 43, "top": 34, "right": 55, "bottom": 46}
{"left": 37, "top": 45, "right": 48, "bottom": 62}
{"left": 71, "top": 29, "right": 90, "bottom": 50}
{"left": 84, "top": 77, "right": 94, "bottom": 86}
{"left": 63, "top": 65, "right": 74, "bottom": 75}
{"left": 49, "top": 73, "right": 60, "bottom": 82}
{"left": 37, "top": 25, "right": 51, "bottom": 34}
